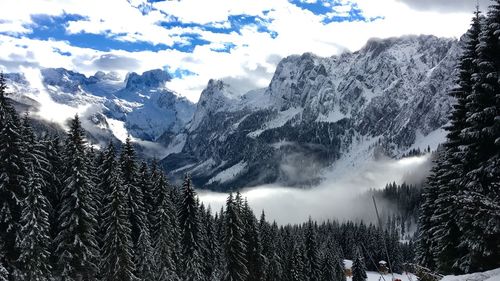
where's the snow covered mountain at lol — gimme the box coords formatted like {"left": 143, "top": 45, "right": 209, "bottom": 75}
{"left": 4, "top": 35, "right": 460, "bottom": 190}
{"left": 4, "top": 68, "right": 196, "bottom": 150}
{"left": 161, "top": 35, "right": 460, "bottom": 190}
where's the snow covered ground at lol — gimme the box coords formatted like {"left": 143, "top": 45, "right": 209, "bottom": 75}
{"left": 344, "top": 259, "right": 418, "bottom": 281}
{"left": 343, "top": 264, "right": 500, "bottom": 281}
{"left": 441, "top": 268, "right": 500, "bottom": 281}
{"left": 361, "top": 271, "right": 418, "bottom": 281}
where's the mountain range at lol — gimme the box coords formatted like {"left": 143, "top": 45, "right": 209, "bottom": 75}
{"left": 3, "top": 34, "right": 461, "bottom": 190}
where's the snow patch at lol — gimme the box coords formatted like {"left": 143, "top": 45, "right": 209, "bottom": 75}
{"left": 248, "top": 107, "right": 302, "bottom": 137}
{"left": 316, "top": 109, "right": 348, "bottom": 123}
{"left": 107, "top": 118, "right": 131, "bottom": 143}
{"left": 208, "top": 161, "right": 247, "bottom": 184}
{"left": 407, "top": 128, "right": 447, "bottom": 153}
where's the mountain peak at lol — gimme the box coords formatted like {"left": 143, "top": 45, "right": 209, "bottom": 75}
{"left": 125, "top": 69, "right": 171, "bottom": 89}
{"left": 90, "top": 71, "right": 121, "bottom": 82}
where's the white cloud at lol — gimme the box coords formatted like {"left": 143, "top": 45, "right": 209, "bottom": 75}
{"left": 0, "top": 0, "right": 476, "bottom": 102}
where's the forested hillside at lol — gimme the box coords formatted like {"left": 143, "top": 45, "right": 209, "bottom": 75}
{"left": 0, "top": 74, "right": 411, "bottom": 281}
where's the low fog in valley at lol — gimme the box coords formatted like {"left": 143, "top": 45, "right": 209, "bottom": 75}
{"left": 199, "top": 154, "right": 432, "bottom": 224}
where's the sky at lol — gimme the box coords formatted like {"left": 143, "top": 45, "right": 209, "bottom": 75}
{"left": 0, "top": 0, "right": 489, "bottom": 102}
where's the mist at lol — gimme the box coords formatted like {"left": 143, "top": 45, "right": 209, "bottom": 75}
{"left": 21, "top": 67, "right": 91, "bottom": 128}
{"left": 198, "top": 154, "right": 432, "bottom": 225}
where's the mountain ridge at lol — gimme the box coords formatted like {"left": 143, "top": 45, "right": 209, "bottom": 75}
{"left": 160, "top": 34, "right": 460, "bottom": 190}
{"left": 3, "top": 34, "right": 460, "bottom": 190}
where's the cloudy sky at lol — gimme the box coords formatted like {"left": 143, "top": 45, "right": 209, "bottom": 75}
{"left": 0, "top": 0, "right": 489, "bottom": 102}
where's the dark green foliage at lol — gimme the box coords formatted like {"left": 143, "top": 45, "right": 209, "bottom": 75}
{"left": 0, "top": 73, "right": 25, "bottom": 268}
{"left": 242, "top": 201, "right": 264, "bottom": 281}
{"left": 304, "top": 218, "right": 320, "bottom": 281}
{"left": 288, "top": 244, "right": 305, "bottom": 281}
{"left": 137, "top": 162, "right": 154, "bottom": 230}
{"left": 135, "top": 229, "right": 155, "bottom": 281}
{"left": 417, "top": 4, "right": 500, "bottom": 274}
{"left": 352, "top": 248, "right": 367, "bottom": 281}
{"left": 455, "top": 2, "right": 500, "bottom": 271}
{"left": 100, "top": 152, "right": 137, "bottom": 281}
{"left": 17, "top": 134, "right": 52, "bottom": 281}
{"left": 178, "top": 175, "right": 203, "bottom": 281}
{"left": 320, "top": 241, "right": 345, "bottom": 281}
{"left": 120, "top": 137, "right": 147, "bottom": 246}
{"left": 223, "top": 194, "right": 248, "bottom": 281}
{"left": 56, "top": 115, "right": 99, "bottom": 281}
{"left": 153, "top": 173, "right": 179, "bottom": 281}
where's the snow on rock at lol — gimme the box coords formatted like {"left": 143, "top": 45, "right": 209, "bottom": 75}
{"left": 406, "top": 128, "right": 447, "bottom": 153}
{"left": 106, "top": 118, "right": 130, "bottom": 143}
{"left": 5, "top": 68, "right": 196, "bottom": 145}
{"left": 188, "top": 79, "right": 241, "bottom": 132}
{"left": 316, "top": 107, "right": 348, "bottom": 123}
{"left": 248, "top": 107, "right": 303, "bottom": 137}
{"left": 208, "top": 161, "right": 248, "bottom": 184}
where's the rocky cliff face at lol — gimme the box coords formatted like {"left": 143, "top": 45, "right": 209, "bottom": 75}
{"left": 161, "top": 35, "right": 460, "bottom": 190}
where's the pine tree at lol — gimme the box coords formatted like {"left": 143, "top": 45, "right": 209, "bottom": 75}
{"left": 416, "top": 150, "right": 443, "bottom": 270}
{"left": 320, "top": 241, "right": 345, "bottom": 281}
{"left": 16, "top": 116, "right": 53, "bottom": 281}
{"left": 42, "top": 136, "right": 64, "bottom": 248}
{"left": 242, "top": 200, "right": 264, "bottom": 281}
{"left": 352, "top": 248, "right": 367, "bottom": 281}
{"left": 223, "top": 193, "right": 248, "bottom": 281}
{"left": 266, "top": 253, "right": 282, "bottom": 281}
{"left": 153, "top": 173, "right": 179, "bottom": 281}
{"left": 137, "top": 162, "right": 154, "bottom": 230}
{"left": 178, "top": 175, "right": 203, "bottom": 281}
{"left": 454, "top": 1, "right": 500, "bottom": 272}
{"left": 56, "top": 115, "right": 99, "bottom": 281}
{"left": 264, "top": 221, "right": 282, "bottom": 281}
{"left": 17, "top": 162, "right": 52, "bottom": 281}
{"left": 135, "top": 228, "right": 155, "bottom": 281}
{"left": 0, "top": 252, "right": 8, "bottom": 281}
{"left": 304, "top": 218, "right": 320, "bottom": 281}
{"left": 0, "top": 266, "right": 7, "bottom": 281}
{"left": 100, "top": 160, "right": 137, "bottom": 281}
{"left": 0, "top": 73, "right": 25, "bottom": 268}
{"left": 200, "top": 205, "right": 221, "bottom": 280}
{"left": 288, "top": 244, "right": 305, "bottom": 281}
{"left": 120, "top": 137, "right": 147, "bottom": 246}
{"left": 320, "top": 248, "right": 336, "bottom": 281}
{"left": 425, "top": 9, "right": 482, "bottom": 274}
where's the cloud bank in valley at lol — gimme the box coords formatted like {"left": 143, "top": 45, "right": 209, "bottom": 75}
{"left": 198, "top": 154, "right": 432, "bottom": 225}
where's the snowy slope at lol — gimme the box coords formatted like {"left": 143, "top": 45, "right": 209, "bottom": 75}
{"left": 344, "top": 263, "right": 500, "bottom": 281}
{"left": 4, "top": 68, "right": 196, "bottom": 148}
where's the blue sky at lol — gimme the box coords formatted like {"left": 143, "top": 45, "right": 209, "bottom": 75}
{"left": 0, "top": 0, "right": 480, "bottom": 101}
